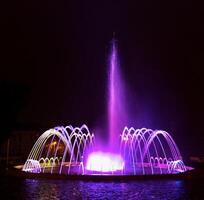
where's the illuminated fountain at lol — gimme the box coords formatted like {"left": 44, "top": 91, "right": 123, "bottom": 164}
{"left": 22, "top": 40, "right": 192, "bottom": 176}
{"left": 23, "top": 125, "right": 94, "bottom": 175}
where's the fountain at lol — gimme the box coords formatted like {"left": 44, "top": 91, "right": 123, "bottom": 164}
{"left": 22, "top": 125, "right": 94, "bottom": 175}
{"left": 21, "top": 40, "right": 192, "bottom": 177}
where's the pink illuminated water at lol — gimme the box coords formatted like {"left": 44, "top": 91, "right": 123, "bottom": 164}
{"left": 86, "top": 152, "right": 124, "bottom": 173}
{"left": 85, "top": 41, "right": 127, "bottom": 174}
{"left": 108, "top": 40, "right": 126, "bottom": 150}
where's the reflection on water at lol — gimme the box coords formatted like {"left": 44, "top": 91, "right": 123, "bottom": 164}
{"left": 0, "top": 177, "right": 204, "bottom": 199}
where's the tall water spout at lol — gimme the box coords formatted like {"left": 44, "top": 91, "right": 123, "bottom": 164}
{"left": 108, "top": 40, "right": 126, "bottom": 150}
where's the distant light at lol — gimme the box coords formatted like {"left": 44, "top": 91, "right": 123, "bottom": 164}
{"left": 86, "top": 152, "right": 124, "bottom": 173}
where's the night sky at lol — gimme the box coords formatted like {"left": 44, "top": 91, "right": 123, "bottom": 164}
{"left": 1, "top": 0, "right": 204, "bottom": 160}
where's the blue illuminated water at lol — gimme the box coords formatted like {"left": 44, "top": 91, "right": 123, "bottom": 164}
{"left": 0, "top": 177, "right": 204, "bottom": 199}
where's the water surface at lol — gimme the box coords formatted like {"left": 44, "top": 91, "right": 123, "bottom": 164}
{"left": 0, "top": 177, "right": 203, "bottom": 199}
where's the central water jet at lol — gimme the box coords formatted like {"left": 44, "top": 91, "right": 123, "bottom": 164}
{"left": 108, "top": 40, "right": 126, "bottom": 150}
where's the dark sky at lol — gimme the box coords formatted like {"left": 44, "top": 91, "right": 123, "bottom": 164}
{"left": 1, "top": 0, "right": 204, "bottom": 159}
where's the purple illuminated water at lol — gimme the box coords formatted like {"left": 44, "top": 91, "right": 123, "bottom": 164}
{"left": 22, "top": 40, "right": 191, "bottom": 176}
{"left": 108, "top": 40, "right": 126, "bottom": 150}
{"left": 86, "top": 152, "right": 124, "bottom": 173}
{"left": 2, "top": 177, "right": 204, "bottom": 200}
